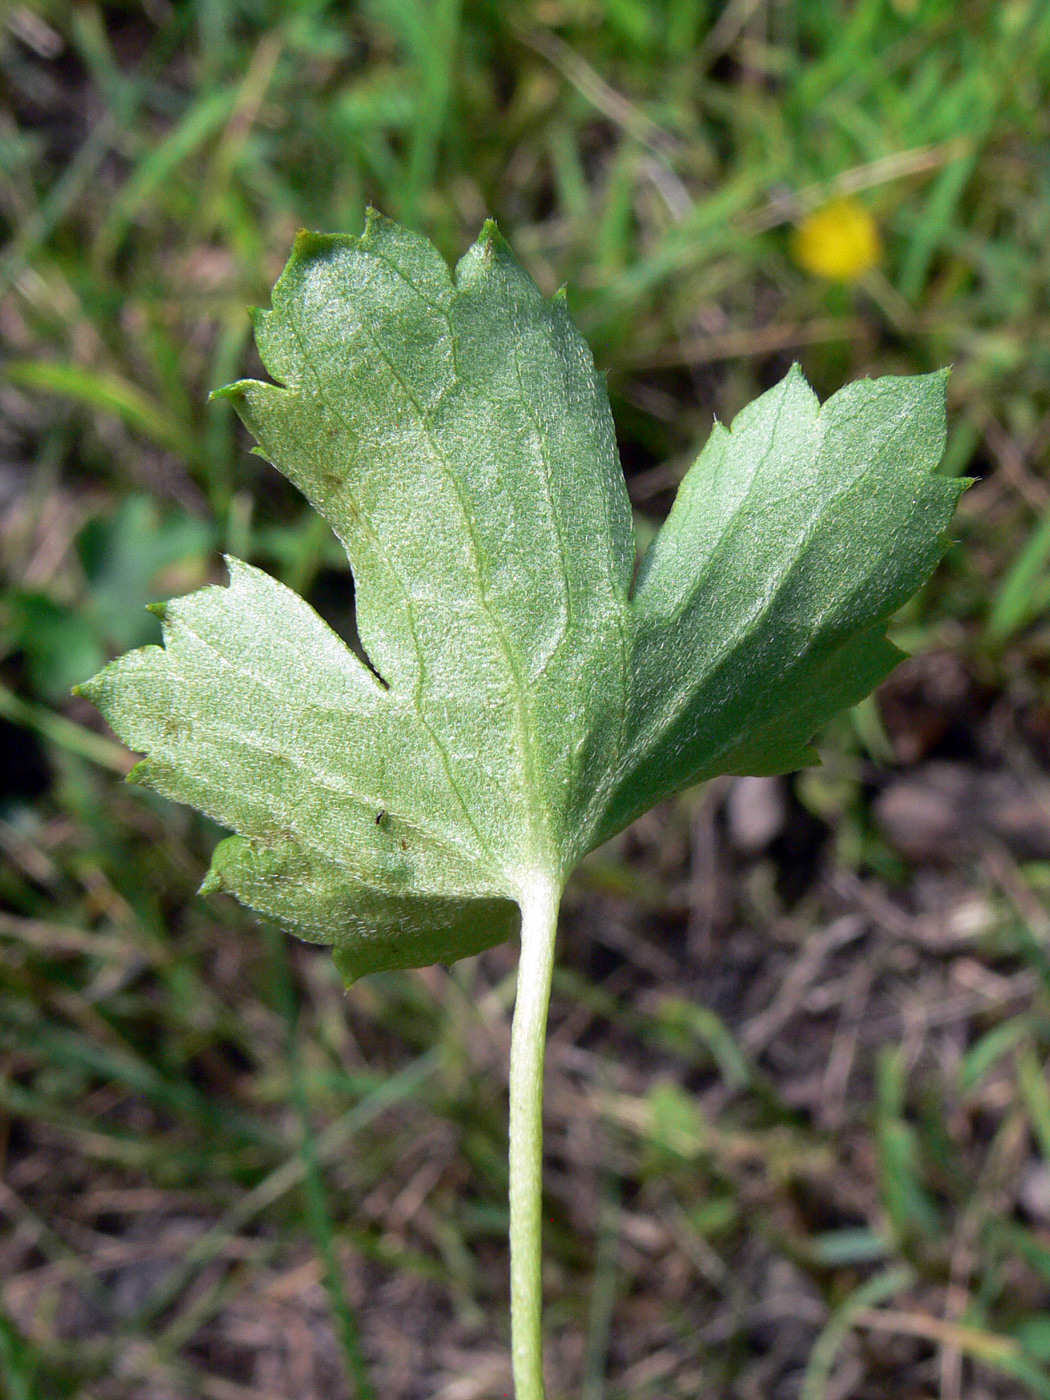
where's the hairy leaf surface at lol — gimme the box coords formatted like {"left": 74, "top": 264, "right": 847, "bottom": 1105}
{"left": 78, "top": 214, "right": 964, "bottom": 981}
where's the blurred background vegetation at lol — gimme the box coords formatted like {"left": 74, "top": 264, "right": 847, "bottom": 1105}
{"left": 3, "top": 1, "right": 1050, "bottom": 1396}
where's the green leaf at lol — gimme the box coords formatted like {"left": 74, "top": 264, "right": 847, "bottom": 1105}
{"left": 595, "top": 363, "right": 962, "bottom": 842}
{"left": 76, "top": 212, "right": 963, "bottom": 982}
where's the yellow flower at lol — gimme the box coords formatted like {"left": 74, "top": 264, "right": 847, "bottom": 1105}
{"left": 791, "top": 197, "right": 882, "bottom": 283}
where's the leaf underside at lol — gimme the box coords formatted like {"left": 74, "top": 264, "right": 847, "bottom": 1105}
{"left": 78, "top": 213, "right": 964, "bottom": 982}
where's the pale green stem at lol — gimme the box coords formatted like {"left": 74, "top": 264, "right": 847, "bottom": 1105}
{"left": 509, "top": 870, "right": 562, "bottom": 1400}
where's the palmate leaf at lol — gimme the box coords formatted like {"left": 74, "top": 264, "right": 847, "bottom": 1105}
{"left": 78, "top": 213, "right": 963, "bottom": 983}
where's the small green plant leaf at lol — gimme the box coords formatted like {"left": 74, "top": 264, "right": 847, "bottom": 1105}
{"left": 77, "top": 212, "right": 963, "bottom": 982}
{"left": 594, "top": 364, "right": 961, "bottom": 843}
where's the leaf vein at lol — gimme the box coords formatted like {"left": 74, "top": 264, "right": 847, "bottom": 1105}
{"left": 286, "top": 286, "right": 541, "bottom": 866}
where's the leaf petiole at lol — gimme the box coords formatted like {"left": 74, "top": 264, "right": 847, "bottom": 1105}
{"left": 509, "top": 871, "right": 563, "bottom": 1400}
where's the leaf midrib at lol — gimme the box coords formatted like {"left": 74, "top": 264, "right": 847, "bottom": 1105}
{"left": 288, "top": 257, "right": 565, "bottom": 878}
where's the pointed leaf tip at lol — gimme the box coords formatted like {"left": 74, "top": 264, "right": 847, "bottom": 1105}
{"left": 291, "top": 228, "right": 339, "bottom": 262}
{"left": 360, "top": 206, "right": 401, "bottom": 250}
{"left": 198, "top": 863, "right": 223, "bottom": 897}
{"left": 126, "top": 759, "right": 149, "bottom": 786}
{"left": 477, "top": 217, "right": 511, "bottom": 256}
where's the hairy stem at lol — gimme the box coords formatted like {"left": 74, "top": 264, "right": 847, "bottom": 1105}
{"left": 509, "top": 870, "right": 562, "bottom": 1400}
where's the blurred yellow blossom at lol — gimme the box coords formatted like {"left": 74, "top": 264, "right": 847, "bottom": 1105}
{"left": 791, "top": 197, "right": 882, "bottom": 283}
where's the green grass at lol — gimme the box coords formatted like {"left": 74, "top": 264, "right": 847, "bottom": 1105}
{"left": 3, "top": 1, "right": 1050, "bottom": 1395}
